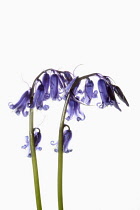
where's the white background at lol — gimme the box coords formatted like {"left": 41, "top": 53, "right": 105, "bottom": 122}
{"left": 0, "top": 0, "right": 140, "bottom": 210}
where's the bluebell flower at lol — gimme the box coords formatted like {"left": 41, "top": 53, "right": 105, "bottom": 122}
{"left": 8, "top": 89, "right": 31, "bottom": 116}
{"left": 97, "top": 79, "right": 120, "bottom": 110}
{"left": 97, "top": 78, "right": 129, "bottom": 111}
{"left": 81, "top": 78, "right": 98, "bottom": 105}
{"left": 29, "top": 83, "right": 49, "bottom": 110}
{"left": 51, "top": 127, "right": 72, "bottom": 153}
{"left": 21, "top": 128, "right": 42, "bottom": 157}
{"left": 97, "top": 79, "right": 110, "bottom": 109}
{"left": 66, "top": 96, "right": 85, "bottom": 121}
{"left": 50, "top": 74, "right": 62, "bottom": 100}
{"left": 42, "top": 72, "right": 50, "bottom": 100}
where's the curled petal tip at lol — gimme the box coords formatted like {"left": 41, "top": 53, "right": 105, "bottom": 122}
{"left": 43, "top": 105, "right": 49, "bottom": 110}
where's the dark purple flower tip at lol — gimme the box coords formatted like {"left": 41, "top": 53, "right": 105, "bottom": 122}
{"left": 113, "top": 85, "right": 129, "bottom": 107}
{"left": 63, "top": 71, "right": 73, "bottom": 82}
{"left": 8, "top": 89, "right": 31, "bottom": 116}
{"left": 66, "top": 96, "right": 85, "bottom": 121}
{"left": 33, "top": 128, "right": 42, "bottom": 147}
{"left": 97, "top": 79, "right": 121, "bottom": 111}
{"left": 106, "top": 84, "right": 121, "bottom": 111}
{"left": 21, "top": 128, "right": 42, "bottom": 157}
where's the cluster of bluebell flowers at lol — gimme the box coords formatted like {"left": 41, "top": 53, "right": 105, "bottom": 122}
{"left": 9, "top": 69, "right": 129, "bottom": 156}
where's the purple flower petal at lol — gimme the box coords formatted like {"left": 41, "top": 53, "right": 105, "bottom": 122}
{"left": 50, "top": 74, "right": 59, "bottom": 100}
{"left": 8, "top": 89, "right": 31, "bottom": 116}
{"left": 21, "top": 128, "right": 42, "bottom": 157}
{"left": 66, "top": 96, "right": 85, "bottom": 121}
{"left": 51, "top": 127, "right": 73, "bottom": 153}
{"left": 98, "top": 79, "right": 110, "bottom": 108}
{"left": 42, "top": 73, "right": 50, "bottom": 100}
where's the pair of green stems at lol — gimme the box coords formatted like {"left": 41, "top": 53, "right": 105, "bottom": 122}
{"left": 29, "top": 73, "right": 96, "bottom": 210}
{"left": 29, "top": 86, "right": 71, "bottom": 210}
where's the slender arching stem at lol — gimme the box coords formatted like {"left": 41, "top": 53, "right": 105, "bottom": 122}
{"left": 57, "top": 93, "right": 71, "bottom": 210}
{"left": 29, "top": 108, "right": 42, "bottom": 210}
{"left": 57, "top": 77, "right": 80, "bottom": 210}
{"left": 28, "top": 68, "right": 54, "bottom": 210}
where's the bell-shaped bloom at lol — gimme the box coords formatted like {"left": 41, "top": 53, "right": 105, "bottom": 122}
{"left": 8, "top": 89, "right": 31, "bottom": 116}
{"left": 21, "top": 128, "right": 42, "bottom": 157}
{"left": 50, "top": 74, "right": 62, "bottom": 100}
{"left": 82, "top": 78, "right": 98, "bottom": 105}
{"left": 66, "top": 96, "right": 85, "bottom": 121}
{"left": 51, "top": 128, "right": 72, "bottom": 153}
{"left": 63, "top": 129, "right": 73, "bottom": 153}
{"left": 30, "top": 83, "right": 49, "bottom": 110}
{"left": 42, "top": 72, "right": 50, "bottom": 100}
{"left": 98, "top": 79, "right": 110, "bottom": 108}
{"left": 97, "top": 79, "right": 121, "bottom": 111}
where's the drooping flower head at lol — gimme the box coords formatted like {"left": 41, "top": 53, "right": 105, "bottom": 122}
{"left": 97, "top": 75, "right": 129, "bottom": 111}
{"left": 21, "top": 128, "right": 42, "bottom": 157}
{"left": 29, "top": 81, "right": 49, "bottom": 110}
{"left": 8, "top": 89, "right": 31, "bottom": 116}
{"left": 51, "top": 125, "right": 72, "bottom": 153}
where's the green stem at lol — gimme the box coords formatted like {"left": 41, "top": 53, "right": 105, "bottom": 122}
{"left": 57, "top": 76, "right": 81, "bottom": 210}
{"left": 57, "top": 93, "right": 71, "bottom": 210}
{"left": 29, "top": 108, "right": 42, "bottom": 210}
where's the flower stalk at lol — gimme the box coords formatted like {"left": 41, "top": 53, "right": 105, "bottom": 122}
{"left": 57, "top": 93, "right": 71, "bottom": 210}
{"left": 57, "top": 77, "right": 80, "bottom": 210}
{"left": 29, "top": 108, "right": 42, "bottom": 210}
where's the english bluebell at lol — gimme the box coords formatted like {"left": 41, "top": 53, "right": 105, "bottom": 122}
{"left": 21, "top": 128, "right": 42, "bottom": 157}
{"left": 30, "top": 83, "right": 49, "bottom": 110}
{"left": 8, "top": 89, "right": 31, "bottom": 116}
{"left": 82, "top": 78, "right": 98, "bottom": 105}
{"left": 51, "top": 127, "right": 72, "bottom": 153}
{"left": 97, "top": 78, "right": 129, "bottom": 111}
{"left": 42, "top": 72, "right": 50, "bottom": 100}
{"left": 66, "top": 96, "right": 85, "bottom": 121}
{"left": 50, "top": 74, "right": 62, "bottom": 100}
